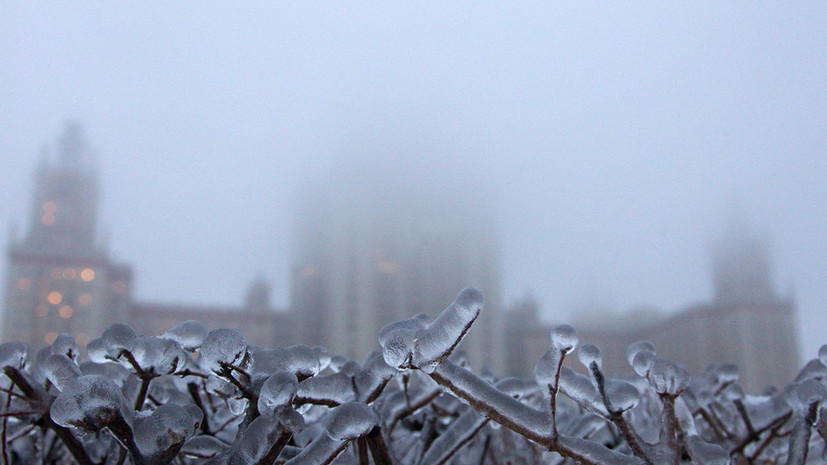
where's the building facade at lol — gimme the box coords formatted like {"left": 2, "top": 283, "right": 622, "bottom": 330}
{"left": 290, "top": 161, "right": 503, "bottom": 370}
{"left": 2, "top": 123, "right": 133, "bottom": 350}
{"left": 505, "top": 227, "right": 800, "bottom": 393}
{"left": 2, "top": 124, "right": 292, "bottom": 352}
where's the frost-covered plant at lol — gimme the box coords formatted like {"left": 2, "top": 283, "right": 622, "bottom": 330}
{"left": 0, "top": 287, "right": 823, "bottom": 464}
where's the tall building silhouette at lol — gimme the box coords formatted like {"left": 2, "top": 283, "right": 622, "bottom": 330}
{"left": 290, "top": 160, "right": 503, "bottom": 370}
{"left": 504, "top": 222, "right": 799, "bottom": 393}
{"left": 2, "top": 123, "right": 132, "bottom": 349}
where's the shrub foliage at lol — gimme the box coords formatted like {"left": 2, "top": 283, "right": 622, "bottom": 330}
{"left": 0, "top": 288, "right": 823, "bottom": 464}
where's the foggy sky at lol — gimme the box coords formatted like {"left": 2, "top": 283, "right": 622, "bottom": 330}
{"left": 1, "top": 3, "right": 825, "bottom": 358}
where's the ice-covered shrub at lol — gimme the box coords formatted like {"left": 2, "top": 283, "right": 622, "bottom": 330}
{"left": 0, "top": 288, "right": 822, "bottom": 464}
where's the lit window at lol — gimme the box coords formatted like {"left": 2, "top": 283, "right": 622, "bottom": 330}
{"left": 34, "top": 305, "right": 48, "bottom": 317}
{"left": 76, "top": 333, "right": 90, "bottom": 346}
{"left": 42, "top": 201, "right": 57, "bottom": 213}
{"left": 81, "top": 268, "right": 95, "bottom": 282}
{"left": 41, "top": 213, "right": 55, "bottom": 226}
{"left": 44, "top": 332, "right": 58, "bottom": 345}
{"left": 47, "top": 291, "right": 62, "bottom": 305}
{"left": 78, "top": 293, "right": 92, "bottom": 306}
{"left": 58, "top": 305, "right": 73, "bottom": 319}
{"left": 62, "top": 268, "right": 77, "bottom": 280}
{"left": 16, "top": 278, "right": 31, "bottom": 291}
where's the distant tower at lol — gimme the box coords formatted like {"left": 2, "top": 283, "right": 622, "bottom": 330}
{"left": 244, "top": 274, "right": 272, "bottom": 314}
{"left": 290, "top": 158, "right": 503, "bottom": 370}
{"left": 2, "top": 122, "right": 133, "bottom": 350}
{"left": 703, "top": 220, "right": 799, "bottom": 390}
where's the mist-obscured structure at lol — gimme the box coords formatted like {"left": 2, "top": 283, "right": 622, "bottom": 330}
{"left": 290, "top": 157, "right": 503, "bottom": 369}
{"left": 505, "top": 225, "right": 799, "bottom": 392}
{"left": 2, "top": 124, "right": 132, "bottom": 349}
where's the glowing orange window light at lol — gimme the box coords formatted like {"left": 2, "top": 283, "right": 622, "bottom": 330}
{"left": 58, "top": 305, "right": 73, "bottom": 319}
{"left": 47, "top": 291, "right": 62, "bottom": 305}
{"left": 80, "top": 268, "right": 95, "bottom": 282}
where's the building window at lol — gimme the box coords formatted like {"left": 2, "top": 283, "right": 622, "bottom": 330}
{"left": 47, "top": 291, "right": 62, "bottom": 305}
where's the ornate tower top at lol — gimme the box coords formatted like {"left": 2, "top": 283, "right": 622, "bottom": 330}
{"left": 19, "top": 122, "right": 100, "bottom": 256}
{"left": 711, "top": 217, "right": 776, "bottom": 305}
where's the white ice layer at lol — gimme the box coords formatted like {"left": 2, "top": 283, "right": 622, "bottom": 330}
{"left": 323, "top": 401, "right": 378, "bottom": 441}
{"left": 43, "top": 353, "right": 81, "bottom": 391}
{"left": 411, "top": 288, "right": 484, "bottom": 373}
{"left": 160, "top": 320, "right": 207, "bottom": 351}
{"left": 0, "top": 341, "right": 28, "bottom": 370}
{"left": 550, "top": 324, "right": 578, "bottom": 353}
{"left": 198, "top": 328, "right": 248, "bottom": 375}
{"left": 258, "top": 370, "right": 298, "bottom": 415}
{"left": 50, "top": 375, "right": 132, "bottom": 432}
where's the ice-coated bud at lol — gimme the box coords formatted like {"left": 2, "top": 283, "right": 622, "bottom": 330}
{"left": 43, "top": 354, "right": 81, "bottom": 391}
{"left": 324, "top": 402, "right": 379, "bottom": 441}
{"left": 0, "top": 341, "right": 28, "bottom": 370}
{"left": 278, "top": 407, "right": 305, "bottom": 435}
{"left": 198, "top": 329, "right": 248, "bottom": 375}
{"left": 297, "top": 371, "right": 354, "bottom": 405}
{"left": 632, "top": 350, "right": 656, "bottom": 377}
{"left": 51, "top": 334, "right": 78, "bottom": 361}
{"left": 133, "top": 403, "right": 195, "bottom": 457}
{"left": 378, "top": 314, "right": 429, "bottom": 370}
{"left": 160, "top": 320, "right": 207, "bottom": 351}
{"left": 534, "top": 347, "right": 563, "bottom": 395}
{"left": 578, "top": 343, "right": 602, "bottom": 371}
{"left": 85, "top": 338, "right": 108, "bottom": 364}
{"left": 280, "top": 345, "right": 322, "bottom": 378}
{"left": 50, "top": 375, "right": 130, "bottom": 432}
{"left": 606, "top": 379, "right": 640, "bottom": 412}
{"left": 550, "top": 324, "right": 578, "bottom": 354}
{"left": 647, "top": 359, "right": 689, "bottom": 396}
{"left": 412, "top": 288, "right": 483, "bottom": 373}
{"left": 101, "top": 323, "right": 137, "bottom": 357}
{"left": 819, "top": 345, "right": 827, "bottom": 368}
{"left": 626, "top": 341, "right": 655, "bottom": 366}
{"left": 787, "top": 379, "right": 827, "bottom": 416}
{"left": 258, "top": 371, "right": 298, "bottom": 415}
{"left": 313, "top": 346, "right": 332, "bottom": 372}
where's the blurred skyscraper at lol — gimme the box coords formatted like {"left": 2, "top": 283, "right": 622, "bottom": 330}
{"left": 504, "top": 224, "right": 800, "bottom": 393}
{"left": 290, "top": 160, "right": 503, "bottom": 370}
{"left": 2, "top": 123, "right": 132, "bottom": 349}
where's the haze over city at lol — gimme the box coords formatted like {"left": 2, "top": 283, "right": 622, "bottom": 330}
{"left": 1, "top": 2, "right": 825, "bottom": 359}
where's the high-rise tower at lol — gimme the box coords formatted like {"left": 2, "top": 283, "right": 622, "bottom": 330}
{"left": 290, "top": 158, "right": 503, "bottom": 370}
{"left": 2, "top": 122, "right": 132, "bottom": 350}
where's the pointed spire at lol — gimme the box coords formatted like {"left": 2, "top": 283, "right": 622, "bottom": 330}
{"left": 57, "top": 121, "right": 86, "bottom": 166}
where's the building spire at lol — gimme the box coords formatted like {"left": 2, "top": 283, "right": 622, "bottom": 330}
{"left": 58, "top": 121, "right": 86, "bottom": 166}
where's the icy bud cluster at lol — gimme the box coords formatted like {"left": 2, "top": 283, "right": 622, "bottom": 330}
{"left": 160, "top": 319, "right": 208, "bottom": 351}
{"left": 199, "top": 328, "right": 249, "bottom": 375}
{"left": 647, "top": 358, "right": 690, "bottom": 396}
{"left": 0, "top": 341, "right": 28, "bottom": 370}
{"left": 379, "top": 287, "right": 483, "bottom": 373}
{"left": 550, "top": 324, "right": 579, "bottom": 353}
{"left": 51, "top": 375, "right": 132, "bottom": 432}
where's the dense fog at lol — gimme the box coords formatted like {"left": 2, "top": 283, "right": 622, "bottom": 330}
{"left": 1, "top": 3, "right": 825, "bottom": 356}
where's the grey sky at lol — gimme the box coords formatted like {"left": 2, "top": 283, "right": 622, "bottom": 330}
{"left": 1, "top": 3, "right": 825, "bottom": 358}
